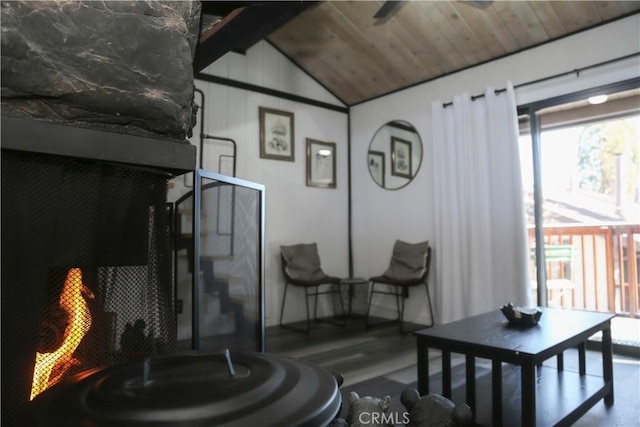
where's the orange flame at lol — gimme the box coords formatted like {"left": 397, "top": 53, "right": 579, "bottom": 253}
{"left": 30, "top": 268, "right": 93, "bottom": 400}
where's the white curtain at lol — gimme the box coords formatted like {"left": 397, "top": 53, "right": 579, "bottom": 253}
{"left": 431, "top": 82, "right": 531, "bottom": 324}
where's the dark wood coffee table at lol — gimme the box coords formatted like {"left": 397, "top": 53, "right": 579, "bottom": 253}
{"left": 414, "top": 308, "right": 614, "bottom": 427}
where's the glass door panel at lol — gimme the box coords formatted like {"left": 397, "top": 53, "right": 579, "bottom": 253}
{"left": 521, "top": 87, "right": 639, "bottom": 317}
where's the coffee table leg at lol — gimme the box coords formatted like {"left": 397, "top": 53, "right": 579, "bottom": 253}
{"left": 578, "top": 342, "right": 586, "bottom": 375}
{"left": 521, "top": 361, "right": 536, "bottom": 427}
{"left": 417, "top": 339, "right": 429, "bottom": 395}
{"left": 442, "top": 350, "right": 452, "bottom": 399}
{"left": 602, "top": 326, "right": 614, "bottom": 405}
{"left": 557, "top": 352, "right": 564, "bottom": 371}
{"left": 492, "top": 359, "right": 502, "bottom": 427}
{"left": 465, "top": 354, "right": 476, "bottom": 420}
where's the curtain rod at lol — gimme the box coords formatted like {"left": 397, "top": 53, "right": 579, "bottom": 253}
{"left": 442, "top": 52, "right": 640, "bottom": 108}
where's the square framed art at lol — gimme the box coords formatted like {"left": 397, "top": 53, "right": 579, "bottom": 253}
{"left": 306, "top": 138, "right": 336, "bottom": 188}
{"left": 391, "top": 136, "right": 412, "bottom": 179}
{"left": 259, "top": 106, "right": 294, "bottom": 161}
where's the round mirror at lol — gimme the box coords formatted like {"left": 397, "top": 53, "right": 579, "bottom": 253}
{"left": 367, "top": 120, "right": 422, "bottom": 190}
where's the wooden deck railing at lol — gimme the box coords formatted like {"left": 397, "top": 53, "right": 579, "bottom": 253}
{"left": 528, "top": 223, "right": 640, "bottom": 318}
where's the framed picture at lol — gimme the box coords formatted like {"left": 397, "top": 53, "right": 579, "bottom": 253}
{"left": 306, "top": 138, "right": 336, "bottom": 188}
{"left": 391, "top": 136, "right": 412, "bottom": 179}
{"left": 367, "top": 150, "right": 385, "bottom": 187}
{"left": 259, "top": 107, "right": 294, "bottom": 161}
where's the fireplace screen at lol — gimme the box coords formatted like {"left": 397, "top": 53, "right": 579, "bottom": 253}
{"left": 1, "top": 150, "right": 174, "bottom": 424}
{"left": 174, "top": 169, "right": 265, "bottom": 353}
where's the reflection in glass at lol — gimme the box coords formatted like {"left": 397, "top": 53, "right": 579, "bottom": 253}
{"left": 368, "top": 120, "right": 422, "bottom": 190}
{"left": 368, "top": 151, "right": 385, "bottom": 187}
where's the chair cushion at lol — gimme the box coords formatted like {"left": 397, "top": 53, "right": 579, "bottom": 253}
{"left": 281, "top": 243, "right": 327, "bottom": 281}
{"left": 383, "top": 240, "right": 429, "bottom": 281}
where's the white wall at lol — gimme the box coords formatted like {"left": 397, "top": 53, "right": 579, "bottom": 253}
{"left": 202, "top": 41, "right": 345, "bottom": 107}
{"left": 350, "top": 15, "right": 640, "bottom": 324}
{"left": 169, "top": 41, "right": 349, "bottom": 327}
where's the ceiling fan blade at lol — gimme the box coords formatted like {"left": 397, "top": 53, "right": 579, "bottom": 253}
{"left": 373, "top": 0, "right": 405, "bottom": 20}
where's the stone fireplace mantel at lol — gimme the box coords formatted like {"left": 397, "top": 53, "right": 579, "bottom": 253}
{"left": 1, "top": 0, "right": 201, "bottom": 143}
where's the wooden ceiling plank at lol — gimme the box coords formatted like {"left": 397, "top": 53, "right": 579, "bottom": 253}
{"left": 513, "top": 1, "right": 554, "bottom": 44}
{"left": 471, "top": 3, "right": 522, "bottom": 52}
{"left": 278, "top": 3, "right": 393, "bottom": 104}
{"left": 593, "top": 1, "right": 623, "bottom": 21}
{"left": 567, "top": 1, "right": 604, "bottom": 29}
{"left": 269, "top": 11, "right": 319, "bottom": 52}
{"left": 412, "top": 2, "right": 469, "bottom": 71}
{"left": 527, "top": 1, "right": 568, "bottom": 38}
{"left": 301, "top": 47, "right": 371, "bottom": 103}
{"left": 447, "top": 2, "right": 508, "bottom": 59}
{"left": 433, "top": 1, "right": 495, "bottom": 64}
{"left": 277, "top": 35, "right": 367, "bottom": 106}
{"left": 267, "top": 9, "right": 366, "bottom": 104}
{"left": 385, "top": 21, "right": 442, "bottom": 78}
{"left": 492, "top": 1, "right": 549, "bottom": 48}
{"left": 333, "top": 1, "right": 436, "bottom": 84}
{"left": 490, "top": 1, "right": 533, "bottom": 48}
{"left": 381, "top": 32, "right": 437, "bottom": 86}
{"left": 323, "top": 2, "right": 409, "bottom": 96}
{"left": 302, "top": 53, "right": 368, "bottom": 105}
{"left": 547, "top": 1, "right": 585, "bottom": 33}
{"left": 330, "top": 1, "right": 412, "bottom": 80}
{"left": 371, "top": 4, "right": 445, "bottom": 82}
{"left": 618, "top": 1, "right": 640, "bottom": 14}
{"left": 428, "top": 1, "right": 488, "bottom": 65}
{"left": 340, "top": 2, "right": 426, "bottom": 86}
{"left": 391, "top": 3, "right": 461, "bottom": 77}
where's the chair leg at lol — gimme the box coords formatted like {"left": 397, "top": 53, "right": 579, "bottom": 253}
{"left": 313, "top": 285, "right": 319, "bottom": 320}
{"left": 399, "top": 282, "right": 435, "bottom": 335}
{"left": 305, "top": 286, "right": 312, "bottom": 333}
{"left": 398, "top": 286, "right": 406, "bottom": 334}
{"left": 425, "top": 281, "right": 434, "bottom": 327}
{"left": 315, "top": 284, "right": 347, "bottom": 327}
{"left": 367, "top": 282, "right": 404, "bottom": 330}
{"left": 366, "top": 280, "right": 435, "bottom": 334}
{"left": 280, "top": 282, "right": 311, "bottom": 334}
{"left": 279, "top": 281, "right": 289, "bottom": 327}
{"left": 337, "top": 285, "right": 347, "bottom": 318}
{"left": 394, "top": 285, "right": 402, "bottom": 321}
{"left": 365, "top": 282, "right": 375, "bottom": 327}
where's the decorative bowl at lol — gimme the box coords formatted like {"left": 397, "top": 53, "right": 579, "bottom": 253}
{"left": 500, "top": 303, "right": 542, "bottom": 327}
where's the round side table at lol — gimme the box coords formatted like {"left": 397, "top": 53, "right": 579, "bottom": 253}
{"left": 338, "top": 277, "right": 369, "bottom": 318}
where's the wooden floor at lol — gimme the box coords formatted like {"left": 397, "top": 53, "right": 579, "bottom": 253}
{"left": 266, "top": 317, "right": 640, "bottom": 426}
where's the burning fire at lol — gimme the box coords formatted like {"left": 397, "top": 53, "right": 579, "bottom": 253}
{"left": 30, "top": 268, "right": 93, "bottom": 400}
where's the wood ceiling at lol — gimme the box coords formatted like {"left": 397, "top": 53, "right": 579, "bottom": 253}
{"left": 197, "top": 1, "right": 640, "bottom": 106}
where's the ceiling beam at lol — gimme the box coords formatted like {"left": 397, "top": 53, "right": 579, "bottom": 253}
{"left": 193, "top": 1, "right": 318, "bottom": 73}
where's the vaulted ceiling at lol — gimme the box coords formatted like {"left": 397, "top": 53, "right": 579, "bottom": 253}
{"left": 196, "top": 1, "right": 640, "bottom": 106}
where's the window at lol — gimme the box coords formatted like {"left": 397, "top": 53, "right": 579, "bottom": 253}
{"left": 518, "top": 81, "right": 640, "bottom": 314}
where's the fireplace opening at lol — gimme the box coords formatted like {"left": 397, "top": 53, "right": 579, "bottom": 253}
{"left": 1, "top": 149, "right": 176, "bottom": 424}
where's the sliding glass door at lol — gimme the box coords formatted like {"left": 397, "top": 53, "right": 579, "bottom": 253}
{"left": 519, "top": 79, "right": 639, "bottom": 318}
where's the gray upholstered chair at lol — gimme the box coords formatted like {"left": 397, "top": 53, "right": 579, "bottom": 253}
{"left": 366, "top": 240, "right": 434, "bottom": 334}
{"left": 280, "top": 243, "right": 346, "bottom": 333}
